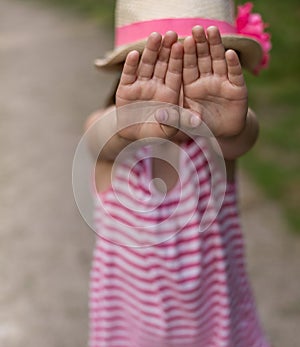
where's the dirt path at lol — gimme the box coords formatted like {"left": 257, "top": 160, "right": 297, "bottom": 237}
{"left": 0, "top": 1, "right": 299, "bottom": 346}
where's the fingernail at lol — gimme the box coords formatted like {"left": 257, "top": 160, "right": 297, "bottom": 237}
{"left": 190, "top": 115, "right": 201, "bottom": 127}
{"left": 156, "top": 109, "right": 168, "bottom": 123}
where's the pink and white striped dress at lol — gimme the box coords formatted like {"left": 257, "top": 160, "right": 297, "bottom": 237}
{"left": 89, "top": 139, "right": 270, "bottom": 347}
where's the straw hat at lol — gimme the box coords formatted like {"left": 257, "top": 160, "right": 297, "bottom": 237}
{"left": 95, "top": 0, "right": 265, "bottom": 72}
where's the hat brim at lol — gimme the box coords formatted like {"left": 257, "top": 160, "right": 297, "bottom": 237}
{"left": 95, "top": 35, "right": 262, "bottom": 73}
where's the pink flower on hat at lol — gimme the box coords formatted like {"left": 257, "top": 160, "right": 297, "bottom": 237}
{"left": 236, "top": 2, "right": 271, "bottom": 73}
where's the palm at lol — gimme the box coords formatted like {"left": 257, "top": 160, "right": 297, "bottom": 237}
{"left": 117, "top": 78, "right": 180, "bottom": 106}
{"left": 183, "top": 26, "right": 248, "bottom": 137}
{"left": 116, "top": 32, "right": 183, "bottom": 140}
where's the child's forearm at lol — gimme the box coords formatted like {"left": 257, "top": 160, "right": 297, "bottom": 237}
{"left": 85, "top": 107, "right": 132, "bottom": 162}
{"left": 216, "top": 108, "right": 259, "bottom": 160}
{"left": 85, "top": 106, "right": 258, "bottom": 162}
{"left": 85, "top": 105, "right": 182, "bottom": 161}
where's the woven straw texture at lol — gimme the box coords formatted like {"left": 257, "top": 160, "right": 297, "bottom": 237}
{"left": 116, "top": 0, "right": 235, "bottom": 26}
{"left": 95, "top": 0, "right": 263, "bottom": 72}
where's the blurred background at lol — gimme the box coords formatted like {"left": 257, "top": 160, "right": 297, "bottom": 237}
{"left": 0, "top": 0, "right": 299, "bottom": 346}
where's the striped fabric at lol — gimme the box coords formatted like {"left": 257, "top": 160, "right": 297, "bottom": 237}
{"left": 89, "top": 139, "right": 270, "bottom": 347}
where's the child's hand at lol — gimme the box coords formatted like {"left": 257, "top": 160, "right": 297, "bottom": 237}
{"left": 183, "top": 26, "right": 248, "bottom": 138}
{"left": 116, "top": 31, "right": 184, "bottom": 140}
{"left": 116, "top": 31, "right": 183, "bottom": 106}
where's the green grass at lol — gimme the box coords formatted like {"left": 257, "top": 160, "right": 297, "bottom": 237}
{"left": 236, "top": 0, "right": 300, "bottom": 232}
{"left": 24, "top": 0, "right": 300, "bottom": 232}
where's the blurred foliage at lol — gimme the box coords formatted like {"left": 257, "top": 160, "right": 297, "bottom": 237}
{"left": 25, "top": 0, "right": 300, "bottom": 231}
{"left": 236, "top": 0, "right": 300, "bottom": 232}
{"left": 30, "top": 0, "right": 115, "bottom": 25}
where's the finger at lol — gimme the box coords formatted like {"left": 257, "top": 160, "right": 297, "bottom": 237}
{"left": 159, "top": 124, "right": 178, "bottom": 138}
{"left": 165, "top": 42, "right": 183, "bottom": 93}
{"left": 153, "top": 31, "right": 178, "bottom": 82}
{"left": 192, "top": 25, "right": 212, "bottom": 76}
{"left": 119, "top": 50, "right": 140, "bottom": 85}
{"left": 179, "top": 110, "right": 201, "bottom": 129}
{"left": 155, "top": 108, "right": 201, "bottom": 129}
{"left": 225, "top": 49, "right": 245, "bottom": 87}
{"left": 206, "top": 26, "right": 227, "bottom": 76}
{"left": 183, "top": 36, "right": 199, "bottom": 85}
{"left": 154, "top": 108, "right": 180, "bottom": 138}
{"left": 137, "top": 32, "right": 162, "bottom": 80}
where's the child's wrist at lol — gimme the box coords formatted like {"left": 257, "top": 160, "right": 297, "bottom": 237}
{"left": 216, "top": 108, "right": 258, "bottom": 160}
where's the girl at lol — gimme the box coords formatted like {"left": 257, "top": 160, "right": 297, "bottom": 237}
{"left": 85, "top": 0, "right": 272, "bottom": 346}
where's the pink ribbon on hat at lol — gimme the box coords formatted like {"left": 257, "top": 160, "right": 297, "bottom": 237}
{"left": 116, "top": 17, "right": 237, "bottom": 46}
{"left": 116, "top": 2, "right": 271, "bottom": 73}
